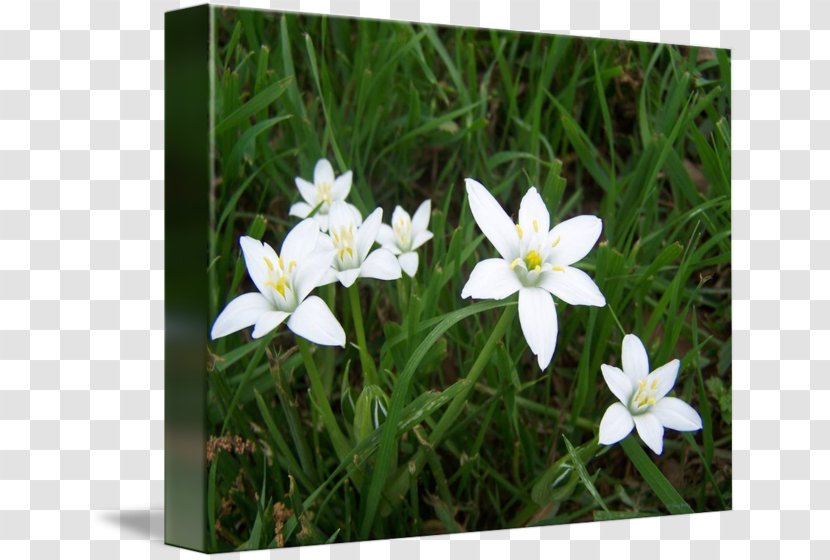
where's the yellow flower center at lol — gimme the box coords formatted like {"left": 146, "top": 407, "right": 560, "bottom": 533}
{"left": 393, "top": 215, "right": 411, "bottom": 248}
{"left": 524, "top": 250, "right": 542, "bottom": 271}
{"left": 331, "top": 224, "right": 356, "bottom": 261}
{"left": 317, "top": 182, "right": 333, "bottom": 205}
{"left": 631, "top": 377, "right": 659, "bottom": 411}
{"left": 262, "top": 256, "right": 296, "bottom": 299}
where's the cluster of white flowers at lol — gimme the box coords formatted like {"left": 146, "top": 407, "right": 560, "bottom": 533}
{"left": 211, "top": 158, "right": 702, "bottom": 455}
{"left": 460, "top": 179, "right": 702, "bottom": 455}
{"left": 211, "top": 158, "right": 432, "bottom": 347}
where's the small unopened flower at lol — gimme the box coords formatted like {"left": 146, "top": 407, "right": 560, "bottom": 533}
{"left": 376, "top": 200, "right": 433, "bottom": 277}
{"left": 210, "top": 219, "right": 346, "bottom": 346}
{"left": 318, "top": 201, "right": 401, "bottom": 287}
{"left": 460, "top": 178, "right": 606, "bottom": 370}
{"left": 289, "top": 158, "right": 361, "bottom": 231}
{"left": 598, "top": 333, "right": 703, "bottom": 455}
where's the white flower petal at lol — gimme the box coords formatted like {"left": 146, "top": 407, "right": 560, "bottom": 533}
{"left": 294, "top": 177, "right": 317, "bottom": 205}
{"left": 211, "top": 292, "right": 274, "bottom": 340}
{"left": 601, "top": 364, "right": 634, "bottom": 404}
{"left": 359, "top": 248, "right": 402, "bottom": 281}
{"left": 315, "top": 232, "right": 335, "bottom": 251}
{"left": 648, "top": 359, "right": 680, "bottom": 400}
{"left": 460, "top": 258, "right": 522, "bottom": 300}
{"left": 391, "top": 205, "right": 410, "bottom": 228}
{"left": 465, "top": 178, "right": 520, "bottom": 260}
{"left": 239, "top": 236, "right": 270, "bottom": 296}
{"left": 598, "top": 402, "right": 635, "bottom": 446}
{"left": 412, "top": 199, "right": 431, "bottom": 233}
{"left": 633, "top": 412, "right": 665, "bottom": 455}
{"left": 538, "top": 266, "right": 606, "bottom": 307}
{"left": 548, "top": 215, "right": 602, "bottom": 266}
{"left": 328, "top": 200, "right": 359, "bottom": 232}
{"left": 518, "top": 287, "right": 558, "bottom": 370}
{"left": 357, "top": 207, "right": 383, "bottom": 261}
{"left": 293, "top": 250, "right": 336, "bottom": 302}
{"left": 313, "top": 158, "right": 335, "bottom": 187}
{"left": 313, "top": 213, "right": 330, "bottom": 232}
{"left": 348, "top": 203, "right": 363, "bottom": 224}
{"left": 317, "top": 267, "right": 338, "bottom": 286}
{"left": 252, "top": 310, "right": 290, "bottom": 339}
{"left": 622, "top": 333, "right": 650, "bottom": 382}
{"left": 332, "top": 170, "right": 352, "bottom": 201}
{"left": 287, "top": 295, "right": 346, "bottom": 347}
{"left": 399, "top": 252, "right": 419, "bottom": 277}
{"left": 289, "top": 201, "right": 313, "bottom": 219}
{"left": 518, "top": 187, "right": 550, "bottom": 236}
{"left": 337, "top": 268, "right": 361, "bottom": 288}
{"left": 376, "top": 223, "right": 396, "bottom": 249}
{"left": 410, "top": 230, "right": 433, "bottom": 251}
{"left": 652, "top": 397, "right": 702, "bottom": 432}
{"left": 281, "top": 219, "right": 320, "bottom": 264}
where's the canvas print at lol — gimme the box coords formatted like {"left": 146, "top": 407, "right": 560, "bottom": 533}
{"left": 165, "top": 4, "right": 732, "bottom": 552}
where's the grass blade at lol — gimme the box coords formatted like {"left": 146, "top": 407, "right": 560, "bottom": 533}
{"left": 620, "top": 436, "right": 694, "bottom": 514}
{"left": 562, "top": 435, "right": 608, "bottom": 512}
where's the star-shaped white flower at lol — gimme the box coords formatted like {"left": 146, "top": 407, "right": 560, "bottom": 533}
{"left": 289, "top": 158, "right": 361, "bottom": 231}
{"left": 598, "top": 334, "right": 703, "bottom": 454}
{"left": 460, "top": 178, "right": 606, "bottom": 370}
{"left": 318, "top": 201, "right": 402, "bottom": 288}
{"left": 210, "top": 219, "right": 346, "bottom": 346}
{"left": 376, "top": 200, "right": 433, "bottom": 277}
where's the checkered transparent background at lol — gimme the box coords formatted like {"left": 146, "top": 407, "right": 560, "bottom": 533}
{"left": 0, "top": 0, "right": 822, "bottom": 557}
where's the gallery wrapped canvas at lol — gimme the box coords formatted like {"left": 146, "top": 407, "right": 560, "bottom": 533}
{"left": 165, "top": 4, "right": 732, "bottom": 553}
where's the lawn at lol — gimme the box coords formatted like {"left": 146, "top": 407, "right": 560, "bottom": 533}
{"left": 204, "top": 8, "right": 731, "bottom": 551}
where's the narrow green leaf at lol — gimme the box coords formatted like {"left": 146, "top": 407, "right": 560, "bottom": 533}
{"left": 359, "top": 300, "right": 515, "bottom": 539}
{"left": 214, "top": 76, "right": 294, "bottom": 135}
{"left": 563, "top": 435, "right": 608, "bottom": 512}
{"left": 620, "top": 436, "right": 694, "bottom": 514}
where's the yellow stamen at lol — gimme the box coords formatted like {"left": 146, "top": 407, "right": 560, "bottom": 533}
{"left": 265, "top": 277, "right": 289, "bottom": 298}
{"left": 551, "top": 235, "right": 561, "bottom": 248}
{"left": 509, "top": 258, "right": 522, "bottom": 270}
{"left": 263, "top": 257, "right": 274, "bottom": 271}
{"left": 318, "top": 182, "right": 332, "bottom": 205}
{"left": 552, "top": 265, "right": 565, "bottom": 272}
{"left": 278, "top": 256, "right": 285, "bottom": 271}
{"left": 524, "top": 250, "right": 542, "bottom": 270}
{"left": 288, "top": 260, "right": 297, "bottom": 272}
{"left": 532, "top": 218, "right": 539, "bottom": 232}
{"left": 515, "top": 224, "right": 523, "bottom": 239}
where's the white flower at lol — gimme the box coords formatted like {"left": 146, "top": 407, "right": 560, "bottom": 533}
{"left": 376, "top": 200, "right": 433, "bottom": 277}
{"left": 210, "top": 219, "right": 346, "bottom": 346}
{"left": 460, "top": 178, "right": 606, "bottom": 370}
{"left": 598, "top": 334, "right": 703, "bottom": 455}
{"left": 289, "top": 158, "right": 361, "bottom": 231}
{"left": 318, "top": 201, "right": 402, "bottom": 288}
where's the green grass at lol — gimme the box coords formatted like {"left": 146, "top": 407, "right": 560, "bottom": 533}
{"left": 205, "top": 8, "right": 731, "bottom": 551}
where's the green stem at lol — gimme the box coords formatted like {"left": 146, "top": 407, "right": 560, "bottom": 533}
{"left": 606, "top": 301, "right": 626, "bottom": 336}
{"left": 386, "top": 305, "right": 518, "bottom": 501}
{"left": 297, "top": 338, "right": 351, "bottom": 460}
{"left": 348, "top": 284, "right": 379, "bottom": 386}
{"left": 429, "top": 305, "right": 517, "bottom": 445}
{"left": 396, "top": 276, "right": 407, "bottom": 313}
